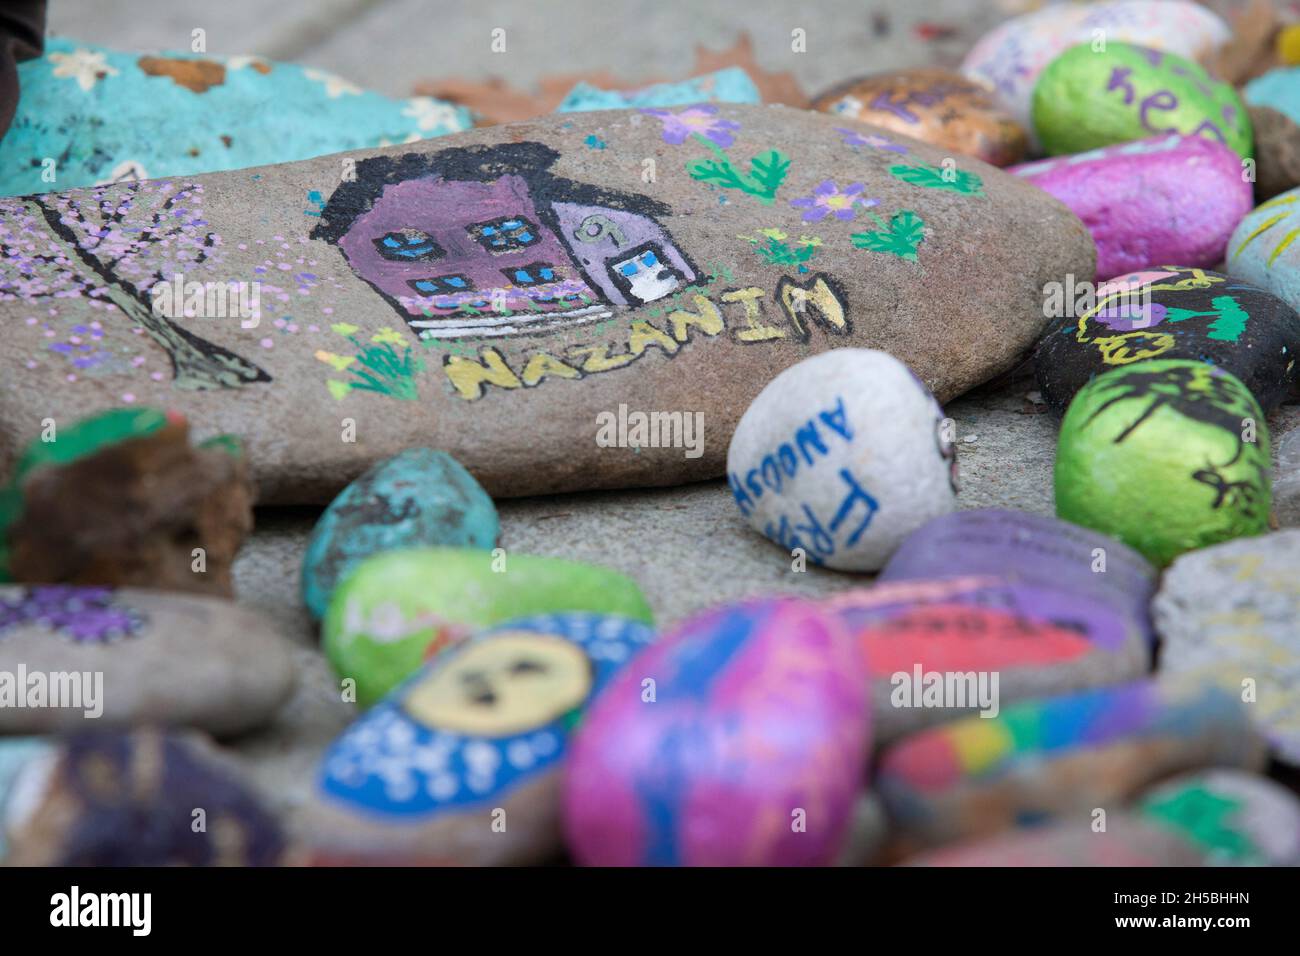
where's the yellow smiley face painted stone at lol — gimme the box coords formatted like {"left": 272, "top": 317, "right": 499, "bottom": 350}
{"left": 402, "top": 631, "right": 593, "bottom": 737}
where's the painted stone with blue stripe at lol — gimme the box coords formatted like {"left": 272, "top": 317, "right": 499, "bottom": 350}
{"left": 300, "top": 448, "right": 499, "bottom": 620}
{"left": 562, "top": 598, "right": 871, "bottom": 866}
{"left": 0, "top": 38, "right": 470, "bottom": 197}
{"left": 305, "top": 612, "right": 654, "bottom": 865}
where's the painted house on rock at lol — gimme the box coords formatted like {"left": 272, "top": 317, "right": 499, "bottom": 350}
{"left": 312, "top": 142, "right": 700, "bottom": 339}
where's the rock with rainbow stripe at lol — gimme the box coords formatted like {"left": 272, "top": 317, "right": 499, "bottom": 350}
{"left": 1033, "top": 267, "right": 1300, "bottom": 415}
{"left": 562, "top": 598, "right": 871, "bottom": 866}
{"left": 875, "top": 679, "right": 1267, "bottom": 852}
{"left": 1229, "top": 186, "right": 1300, "bottom": 315}
{"left": 305, "top": 613, "right": 655, "bottom": 866}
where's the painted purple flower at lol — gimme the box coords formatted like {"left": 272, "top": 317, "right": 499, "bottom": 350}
{"left": 641, "top": 104, "right": 741, "bottom": 147}
{"left": 789, "top": 180, "right": 877, "bottom": 222}
{"left": 0, "top": 586, "right": 143, "bottom": 643}
{"left": 835, "top": 127, "right": 908, "bottom": 154}
{"left": 1096, "top": 301, "right": 1168, "bottom": 332}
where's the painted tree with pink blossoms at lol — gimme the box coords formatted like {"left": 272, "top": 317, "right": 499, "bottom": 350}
{"left": 0, "top": 179, "right": 269, "bottom": 389}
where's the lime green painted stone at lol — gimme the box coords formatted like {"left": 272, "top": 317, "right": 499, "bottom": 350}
{"left": 1055, "top": 360, "right": 1270, "bottom": 566}
{"left": 323, "top": 548, "right": 654, "bottom": 706}
{"left": 1032, "top": 42, "right": 1252, "bottom": 158}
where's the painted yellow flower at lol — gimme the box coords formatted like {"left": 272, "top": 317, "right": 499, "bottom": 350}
{"left": 331, "top": 322, "right": 360, "bottom": 336}
{"left": 372, "top": 327, "right": 406, "bottom": 346}
{"left": 315, "top": 349, "right": 355, "bottom": 372}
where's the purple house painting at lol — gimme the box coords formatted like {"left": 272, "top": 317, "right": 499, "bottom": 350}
{"left": 311, "top": 143, "right": 700, "bottom": 339}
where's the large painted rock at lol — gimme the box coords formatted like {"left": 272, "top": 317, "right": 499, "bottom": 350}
{"left": 300, "top": 448, "right": 498, "bottom": 620}
{"left": 811, "top": 68, "right": 1028, "bottom": 167}
{"left": 1032, "top": 43, "right": 1252, "bottom": 159}
{"left": 0, "top": 105, "right": 1094, "bottom": 504}
{"left": 1137, "top": 770, "right": 1300, "bottom": 866}
{"left": 0, "top": 585, "right": 295, "bottom": 735}
{"left": 961, "top": 0, "right": 1231, "bottom": 134}
{"left": 876, "top": 679, "right": 1266, "bottom": 850}
{"left": 726, "top": 349, "right": 957, "bottom": 571}
{"left": 0, "top": 407, "right": 252, "bottom": 597}
{"left": 824, "top": 569, "right": 1151, "bottom": 744}
{"left": 1055, "top": 360, "right": 1271, "bottom": 567}
{"left": 1035, "top": 268, "right": 1300, "bottom": 415}
{"left": 879, "top": 509, "right": 1157, "bottom": 624}
{"left": 1154, "top": 531, "right": 1300, "bottom": 765}
{"left": 1243, "top": 68, "right": 1300, "bottom": 200}
{"left": 0, "top": 38, "right": 470, "bottom": 197}
{"left": 1227, "top": 187, "right": 1300, "bottom": 313}
{"left": 1011, "top": 135, "right": 1252, "bottom": 281}
{"left": 324, "top": 548, "right": 652, "bottom": 707}
{"left": 2, "top": 730, "right": 287, "bottom": 865}
{"left": 305, "top": 613, "right": 653, "bottom": 865}
{"left": 902, "top": 816, "right": 1208, "bottom": 867}
{"left": 563, "top": 599, "right": 870, "bottom": 866}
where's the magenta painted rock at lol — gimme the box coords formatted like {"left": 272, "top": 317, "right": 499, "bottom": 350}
{"left": 562, "top": 598, "right": 870, "bottom": 866}
{"left": 879, "top": 509, "right": 1157, "bottom": 630}
{"left": 1011, "top": 134, "right": 1252, "bottom": 280}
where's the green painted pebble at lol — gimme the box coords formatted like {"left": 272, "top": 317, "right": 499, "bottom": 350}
{"left": 1054, "top": 359, "right": 1270, "bottom": 566}
{"left": 1032, "top": 42, "right": 1252, "bottom": 159}
{"left": 323, "top": 548, "right": 654, "bottom": 706}
{"left": 301, "top": 449, "right": 499, "bottom": 620}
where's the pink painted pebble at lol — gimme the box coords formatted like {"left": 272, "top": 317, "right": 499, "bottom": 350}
{"left": 1011, "top": 134, "right": 1253, "bottom": 281}
{"left": 562, "top": 598, "right": 870, "bottom": 866}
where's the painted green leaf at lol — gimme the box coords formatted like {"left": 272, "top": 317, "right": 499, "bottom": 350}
{"left": 1206, "top": 296, "right": 1249, "bottom": 342}
{"left": 747, "top": 149, "right": 791, "bottom": 203}
{"left": 889, "top": 162, "right": 984, "bottom": 196}
{"left": 851, "top": 210, "right": 926, "bottom": 262}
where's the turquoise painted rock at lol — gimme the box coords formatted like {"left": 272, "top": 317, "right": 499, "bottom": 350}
{"left": 876, "top": 679, "right": 1266, "bottom": 851}
{"left": 1055, "top": 360, "right": 1271, "bottom": 567}
{"left": 556, "top": 67, "right": 760, "bottom": 113}
{"left": 1227, "top": 187, "right": 1300, "bottom": 314}
{"left": 0, "top": 38, "right": 471, "bottom": 197}
{"left": 563, "top": 598, "right": 871, "bottom": 866}
{"left": 301, "top": 449, "right": 498, "bottom": 620}
{"left": 0, "top": 738, "right": 50, "bottom": 862}
{"left": 324, "top": 548, "right": 653, "bottom": 707}
{"left": 3, "top": 730, "right": 287, "bottom": 865}
{"left": 1032, "top": 42, "right": 1252, "bottom": 159}
{"left": 1137, "top": 769, "right": 1300, "bottom": 866}
{"left": 306, "top": 613, "right": 654, "bottom": 865}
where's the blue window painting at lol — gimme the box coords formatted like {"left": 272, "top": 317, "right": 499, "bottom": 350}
{"left": 374, "top": 228, "right": 445, "bottom": 261}
{"left": 502, "top": 262, "right": 559, "bottom": 287}
{"left": 408, "top": 274, "right": 475, "bottom": 295}
{"left": 468, "top": 216, "right": 540, "bottom": 252}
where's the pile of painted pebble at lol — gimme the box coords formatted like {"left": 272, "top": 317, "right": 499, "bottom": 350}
{"left": 3, "top": 0, "right": 1300, "bottom": 868}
